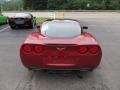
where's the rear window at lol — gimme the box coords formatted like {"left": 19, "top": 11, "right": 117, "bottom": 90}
{"left": 15, "top": 13, "right": 30, "bottom": 18}
{"left": 41, "top": 20, "right": 81, "bottom": 38}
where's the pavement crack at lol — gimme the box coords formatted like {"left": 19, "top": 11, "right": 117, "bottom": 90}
{"left": 14, "top": 79, "right": 24, "bottom": 90}
{"left": 23, "top": 72, "right": 35, "bottom": 90}
{"left": 14, "top": 71, "right": 35, "bottom": 90}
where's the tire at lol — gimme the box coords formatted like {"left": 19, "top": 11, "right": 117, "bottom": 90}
{"left": 10, "top": 26, "right": 16, "bottom": 29}
{"left": 34, "top": 21, "right": 36, "bottom": 25}
{"left": 29, "top": 22, "right": 34, "bottom": 29}
{"left": 27, "top": 68, "right": 39, "bottom": 72}
{"left": 88, "top": 69, "right": 94, "bottom": 72}
{"left": 28, "top": 68, "right": 33, "bottom": 71}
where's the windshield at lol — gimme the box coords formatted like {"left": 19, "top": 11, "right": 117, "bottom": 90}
{"left": 15, "top": 13, "right": 30, "bottom": 18}
{"left": 41, "top": 20, "right": 81, "bottom": 38}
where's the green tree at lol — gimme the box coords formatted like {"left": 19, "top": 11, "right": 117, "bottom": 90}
{"left": 47, "top": 0, "right": 68, "bottom": 10}
{"left": 2, "top": 0, "right": 23, "bottom": 11}
{"left": 23, "top": 0, "right": 47, "bottom": 10}
{"left": 23, "top": 0, "right": 32, "bottom": 10}
{"left": 108, "top": 0, "right": 120, "bottom": 9}
{"left": 22, "top": 0, "right": 120, "bottom": 10}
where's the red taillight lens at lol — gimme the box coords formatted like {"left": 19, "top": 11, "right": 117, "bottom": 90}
{"left": 9, "top": 17, "right": 14, "bottom": 21}
{"left": 34, "top": 45, "right": 43, "bottom": 54}
{"left": 22, "top": 45, "right": 32, "bottom": 53}
{"left": 25, "top": 18, "right": 31, "bottom": 21}
{"left": 79, "top": 46, "right": 88, "bottom": 54}
{"left": 89, "top": 46, "right": 99, "bottom": 54}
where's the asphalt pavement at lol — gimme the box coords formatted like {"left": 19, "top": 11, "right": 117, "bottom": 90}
{"left": 0, "top": 13, "right": 120, "bottom": 90}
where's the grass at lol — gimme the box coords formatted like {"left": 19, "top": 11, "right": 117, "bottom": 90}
{"left": 36, "top": 17, "right": 49, "bottom": 24}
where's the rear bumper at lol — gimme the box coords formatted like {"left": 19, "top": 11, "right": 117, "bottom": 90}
{"left": 9, "top": 21, "right": 32, "bottom": 27}
{"left": 20, "top": 54, "right": 102, "bottom": 70}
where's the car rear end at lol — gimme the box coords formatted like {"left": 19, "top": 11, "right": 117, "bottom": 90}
{"left": 20, "top": 43, "right": 102, "bottom": 70}
{"left": 20, "top": 20, "right": 102, "bottom": 71}
{"left": 8, "top": 17, "right": 33, "bottom": 27}
{"left": 8, "top": 13, "right": 34, "bottom": 28}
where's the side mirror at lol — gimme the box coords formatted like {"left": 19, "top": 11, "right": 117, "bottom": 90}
{"left": 36, "top": 25, "right": 41, "bottom": 32}
{"left": 81, "top": 26, "right": 88, "bottom": 33}
{"left": 82, "top": 26, "right": 88, "bottom": 30}
{"left": 37, "top": 25, "right": 40, "bottom": 28}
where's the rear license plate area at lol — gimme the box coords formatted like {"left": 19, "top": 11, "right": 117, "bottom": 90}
{"left": 43, "top": 56, "right": 79, "bottom": 64}
{"left": 15, "top": 20, "right": 24, "bottom": 24}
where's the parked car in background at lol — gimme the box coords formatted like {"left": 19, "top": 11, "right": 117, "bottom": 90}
{"left": 20, "top": 19, "right": 102, "bottom": 71}
{"left": 0, "top": 14, "right": 8, "bottom": 25}
{"left": 8, "top": 13, "right": 36, "bottom": 29}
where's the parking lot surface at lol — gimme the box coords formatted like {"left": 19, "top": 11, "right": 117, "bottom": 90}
{"left": 0, "top": 13, "right": 120, "bottom": 90}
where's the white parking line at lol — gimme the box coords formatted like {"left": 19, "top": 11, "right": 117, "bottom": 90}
{"left": 0, "top": 26, "right": 10, "bottom": 33}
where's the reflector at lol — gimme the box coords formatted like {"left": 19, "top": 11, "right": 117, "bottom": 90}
{"left": 9, "top": 17, "right": 14, "bottom": 21}
{"left": 25, "top": 18, "right": 31, "bottom": 21}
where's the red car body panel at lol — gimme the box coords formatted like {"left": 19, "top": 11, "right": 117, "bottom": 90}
{"left": 20, "top": 32, "right": 102, "bottom": 70}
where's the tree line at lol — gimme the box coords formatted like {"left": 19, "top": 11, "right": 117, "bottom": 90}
{"left": 1, "top": 0, "right": 23, "bottom": 11}
{"left": 1, "top": 0, "right": 120, "bottom": 11}
{"left": 23, "top": 0, "right": 120, "bottom": 10}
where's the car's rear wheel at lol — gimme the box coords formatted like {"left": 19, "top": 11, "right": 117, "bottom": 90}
{"left": 29, "top": 22, "right": 34, "bottom": 29}
{"left": 10, "top": 25, "right": 16, "bottom": 29}
{"left": 28, "top": 68, "right": 33, "bottom": 71}
{"left": 88, "top": 69, "right": 94, "bottom": 72}
{"left": 34, "top": 21, "right": 36, "bottom": 25}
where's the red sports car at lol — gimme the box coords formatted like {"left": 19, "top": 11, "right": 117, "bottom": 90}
{"left": 20, "top": 19, "right": 102, "bottom": 71}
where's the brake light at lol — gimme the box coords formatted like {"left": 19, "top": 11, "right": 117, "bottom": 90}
{"left": 89, "top": 46, "right": 99, "bottom": 54}
{"left": 79, "top": 46, "right": 88, "bottom": 54}
{"left": 34, "top": 45, "right": 43, "bottom": 54}
{"left": 25, "top": 18, "right": 31, "bottom": 21}
{"left": 22, "top": 44, "right": 32, "bottom": 53}
{"left": 9, "top": 17, "right": 14, "bottom": 21}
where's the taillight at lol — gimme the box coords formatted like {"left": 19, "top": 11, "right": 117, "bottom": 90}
{"left": 22, "top": 44, "right": 32, "bottom": 53}
{"left": 9, "top": 17, "right": 14, "bottom": 21}
{"left": 33, "top": 45, "right": 43, "bottom": 54}
{"left": 25, "top": 18, "right": 31, "bottom": 21}
{"left": 89, "top": 46, "right": 99, "bottom": 54}
{"left": 79, "top": 46, "right": 88, "bottom": 54}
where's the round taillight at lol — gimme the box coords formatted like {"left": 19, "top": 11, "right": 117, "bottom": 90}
{"left": 79, "top": 46, "right": 88, "bottom": 54}
{"left": 23, "top": 45, "right": 32, "bottom": 53}
{"left": 9, "top": 18, "right": 14, "bottom": 21}
{"left": 34, "top": 45, "right": 43, "bottom": 54}
{"left": 89, "top": 46, "right": 99, "bottom": 54}
{"left": 25, "top": 18, "right": 31, "bottom": 21}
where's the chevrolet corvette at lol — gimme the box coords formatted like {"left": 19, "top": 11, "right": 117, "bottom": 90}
{"left": 8, "top": 13, "right": 36, "bottom": 29}
{"left": 20, "top": 19, "right": 102, "bottom": 71}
